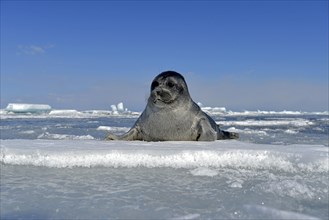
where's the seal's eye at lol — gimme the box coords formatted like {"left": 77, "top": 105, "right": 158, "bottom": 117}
{"left": 167, "top": 81, "right": 175, "bottom": 88}
{"left": 151, "top": 81, "right": 159, "bottom": 90}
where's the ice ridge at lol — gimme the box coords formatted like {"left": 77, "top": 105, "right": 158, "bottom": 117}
{"left": 1, "top": 140, "right": 327, "bottom": 172}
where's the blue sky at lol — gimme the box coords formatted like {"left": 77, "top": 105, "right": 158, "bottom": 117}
{"left": 1, "top": 1, "right": 328, "bottom": 111}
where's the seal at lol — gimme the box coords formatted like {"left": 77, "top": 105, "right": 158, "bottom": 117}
{"left": 106, "top": 71, "right": 238, "bottom": 141}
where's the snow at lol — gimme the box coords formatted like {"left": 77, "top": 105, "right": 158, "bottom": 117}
{"left": 49, "top": 110, "right": 82, "bottom": 116}
{"left": 190, "top": 167, "right": 219, "bottom": 177}
{"left": 219, "top": 119, "right": 314, "bottom": 127}
{"left": 285, "top": 129, "right": 299, "bottom": 134}
{"left": 97, "top": 126, "right": 130, "bottom": 133}
{"left": 1, "top": 140, "right": 327, "bottom": 171}
{"left": 198, "top": 102, "right": 227, "bottom": 114}
{"left": 5, "top": 103, "right": 52, "bottom": 113}
{"left": 1, "top": 102, "right": 141, "bottom": 119}
{"left": 111, "top": 102, "right": 130, "bottom": 115}
{"left": 37, "top": 132, "right": 95, "bottom": 140}
{"left": 110, "top": 104, "right": 118, "bottom": 113}
{"left": 243, "top": 205, "right": 321, "bottom": 220}
{"left": 227, "top": 127, "right": 269, "bottom": 136}
{"left": 196, "top": 103, "right": 328, "bottom": 116}
{"left": 227, "top": 110, "right": 329, "bottom": 116}
{"left": 1, "top": 110, "right": 328, "bottom": 219}
{"left": 172, "top": 213, "right": 201, "bottom": 220}
{"left": 1, "top": 139, "right": 327, "bottom": 219}
{"left": 117, "top": 102, "right": 124, "bottom": 111}
{"left": 1, "top": 102, "right": 328, "bottom": 119}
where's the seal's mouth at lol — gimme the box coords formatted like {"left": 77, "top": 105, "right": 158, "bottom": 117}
{"left": 151, "top": 89, "right": 175, "bottom": 105}
{"left": 153, "top": 98, "right": 174, "bottom": 104}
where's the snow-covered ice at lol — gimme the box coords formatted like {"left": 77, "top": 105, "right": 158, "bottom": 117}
{"left": 1, "top": 140, "right": 327, "bottom": 171}
{"left": 111, "top": 102, "right": 131, "bottom": 115}
{"left": 5, "top": 103, "right": 52, "bottom": 113}
{"left": 1, "top": 139, "right": 327, "bottom": 219}
{"left": 218, "top": 119, "right": 314, "bottom": 127}
{"left": 1, "top": 104, "right": 328, "bottom": 219}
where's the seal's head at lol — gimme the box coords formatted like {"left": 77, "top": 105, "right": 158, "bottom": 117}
{"left": 149, "top": 71, "right": 191, "bottom": 108}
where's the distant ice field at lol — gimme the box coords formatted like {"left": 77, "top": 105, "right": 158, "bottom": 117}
{"left": 0, "top": 104, "right": 328, "bottom": 219}
{"left": 1, "top": 106, "right": 328, "bottom": 146}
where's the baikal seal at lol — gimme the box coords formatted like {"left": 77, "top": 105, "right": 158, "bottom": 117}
{"left": 106, "top": 71, "right": 238, "bottom": 141}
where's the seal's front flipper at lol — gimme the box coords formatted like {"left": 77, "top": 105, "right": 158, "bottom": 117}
{"left": 118, "top": 127, "right": 141, "bottom": 141}
{"left": 105, "top": 133, "right": 119, "bottom": 140}
{"left": 224, "top": 130, "right": 239, "bottom": 139}
{"left": 195, "top": 118, "right": 217, "bottom": 141}
{"left": 105, "top": 127, "right": 141, "bottom": 141}
{"left": 217, "top": 129, "right": 239, "bottom": 140}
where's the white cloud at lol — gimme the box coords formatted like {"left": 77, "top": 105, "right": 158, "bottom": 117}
{"left": 17, "top": 44, "right": 54, "bottom": 55}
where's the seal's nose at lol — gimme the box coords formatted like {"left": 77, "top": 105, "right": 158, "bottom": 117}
{"left": 153, "top": 88, "right": 172, "bottom": 101}
{"left": 153, "top": 87, "right": 162, "bottom": 96}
